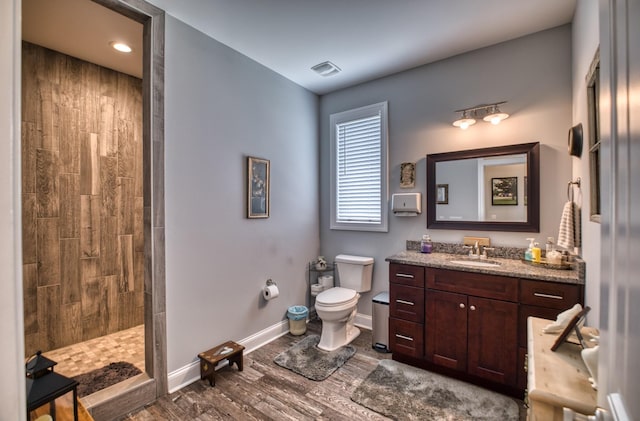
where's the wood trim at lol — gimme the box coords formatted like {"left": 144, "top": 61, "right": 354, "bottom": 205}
{"left": 84, "top": 0, "right": 166, "bottom": 418}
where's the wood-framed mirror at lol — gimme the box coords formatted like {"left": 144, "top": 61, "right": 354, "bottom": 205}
{"left": 426, "top": 142, "right": 540, "bottom": 232}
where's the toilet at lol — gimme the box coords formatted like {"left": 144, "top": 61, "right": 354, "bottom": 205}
{"left": 315, "top": 254, "right": 374, "bottom": 351}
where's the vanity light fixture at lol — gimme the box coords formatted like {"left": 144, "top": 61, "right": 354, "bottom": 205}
{"left": 453, "top": 101, "right": 510, "bottom": 129}
{"left": 483, "top": 103, "right": 510, "bottom": 125}
{"left": 452, "top": 110, "right": 476, "bottom": 130}
{"left": 110, "top": 41, "right": 132, "bottom": 53}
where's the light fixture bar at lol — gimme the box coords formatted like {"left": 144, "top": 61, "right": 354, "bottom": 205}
{"left": 452, "top": 101, "right": 509, "bottom": 129}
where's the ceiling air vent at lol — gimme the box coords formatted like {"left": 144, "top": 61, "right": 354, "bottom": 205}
{"left": 311, "top": 61, "right": 341, "bottom": 77}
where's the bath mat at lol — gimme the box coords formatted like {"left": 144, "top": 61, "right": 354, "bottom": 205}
{"left": 72, "top": 361, "right": 142, "bottom": 397}
{"left": 351, "top": 359, "right": 521, "bottom": 421}
{"left": 273, "top": 335, "right": 356, "bottom": 381}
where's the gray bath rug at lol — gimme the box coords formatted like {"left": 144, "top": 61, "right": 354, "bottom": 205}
{"left": 351, "top": 359, "right": 520, "bottom": 421}
{"left": 72, "top": 361, "right": 142, "bottom": 397}
{"left": 273, "top": 334, "right": 356, "bottom": 381}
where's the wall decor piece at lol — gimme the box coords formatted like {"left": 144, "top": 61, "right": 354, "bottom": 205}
{"left": 400, "top": 162, "right": 416, "bottom": 188}
{"left": 247, "top": 156, "right": 270, "bottom": 218}
{"left": 491, "top": 177, "right": 518, "bottom": 206}
{"left": 436, "top": 184, "right": 449, "bottom": 204}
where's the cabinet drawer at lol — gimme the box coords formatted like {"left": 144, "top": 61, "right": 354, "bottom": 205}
{"left": 519, "top": 280, "right": 581, "bottom": 310}
{"left": 390, "top": 284, "right": 424, "bottom": 323}
{"left": 427, "top": 268, "right": 518, "bottom": 302}
{"left": 390, "top": 263, "right": 425, "bottom": 288}
{"left": 389, "top": 317, "right": 424, "bottom": 359}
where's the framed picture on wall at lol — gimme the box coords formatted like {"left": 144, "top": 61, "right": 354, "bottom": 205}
{"left": 491, "top": 177, "right": 518, "bottom": 206}
{"left": 247, "top": 156, "right": 270, "bottom": 218}
{"left": 400, "top": 162, "right": 416, "bottom": 188}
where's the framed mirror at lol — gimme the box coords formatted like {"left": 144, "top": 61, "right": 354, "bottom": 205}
{"left": 426, "top": 142, "right": 540, "bottom": 232}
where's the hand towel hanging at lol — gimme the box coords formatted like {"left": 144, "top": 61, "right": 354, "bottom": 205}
{"left": 557, "top": 201, "right": 581, "bottom": 249}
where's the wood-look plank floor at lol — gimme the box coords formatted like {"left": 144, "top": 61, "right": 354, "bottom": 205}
{"left": 119, "top": 320, "right": 394, "bottom": 420}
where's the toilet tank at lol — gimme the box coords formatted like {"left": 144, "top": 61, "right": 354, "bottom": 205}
{"left": 335, "top": 254, "right": 374, "bottom": 292}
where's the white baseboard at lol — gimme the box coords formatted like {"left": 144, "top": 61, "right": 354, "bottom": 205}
{"left": 167, "top": 319, "right": 290, "bottom": 393}
{"left": 167, "top": 314, "right": 371, "bottom": 393}
{"left": 354, "top": 312, "right": 372, "bottom": 330}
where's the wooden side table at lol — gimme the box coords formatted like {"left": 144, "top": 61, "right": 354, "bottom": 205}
{"left": 198, "top": 341, "right": 245, "bottom": 386}
{"left": 526, "top": 317, "right": 597, "bottom": 420}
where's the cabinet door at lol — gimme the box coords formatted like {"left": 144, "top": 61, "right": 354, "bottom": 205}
{"left": 425, "top": 289, "right": 467, "bottom": 371}
{"left": 467, "top": 296, "right": 517, "bottom": 386}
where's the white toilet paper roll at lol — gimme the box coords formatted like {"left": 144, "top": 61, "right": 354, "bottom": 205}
{"left": 262, "top": 284, "right": 279, "bottom": 300}
{"left": 310, "top": 283, "right": 324, "bottom": 296}
{"left": 319, "top": 275, "right": 334, "bottom": 289}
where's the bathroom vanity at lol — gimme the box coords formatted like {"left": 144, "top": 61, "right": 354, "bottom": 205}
{"left": 386, "top": 251, "right": 584, "bottom": 396}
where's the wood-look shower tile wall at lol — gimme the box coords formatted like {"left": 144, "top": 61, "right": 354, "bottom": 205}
{"left": 22, "top": 42, "right": 144, "bottom": 355}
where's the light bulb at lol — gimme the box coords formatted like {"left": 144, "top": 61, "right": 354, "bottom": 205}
{"left": 110, "top": 42, "right": 132, "bottom": 53}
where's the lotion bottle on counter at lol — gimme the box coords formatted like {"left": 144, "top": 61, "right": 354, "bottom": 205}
{"left": 532, "top": 242, "right": 542, "bottom": 262}
{"left": 420, "top": 234, "right": 432, "bottom": 253}
{"left": 525, "top": 238, "right": 535, "bottom": 261}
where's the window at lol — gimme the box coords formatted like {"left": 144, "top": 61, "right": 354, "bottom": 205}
{"left": 330, "top": 102, "right": 388, "bottom": 232}
{"left": 586, "top": 49, "right": 601, "bottom": 222}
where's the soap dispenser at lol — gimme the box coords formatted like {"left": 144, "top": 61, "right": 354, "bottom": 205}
{"left": 524, "top": 238, "right": 535, "bottom": 261}
{"left": 532, "top": 242, "right": 542, "bottom": 263}
{"left": 420, "top": 234, "right": 432, "bottom": 254}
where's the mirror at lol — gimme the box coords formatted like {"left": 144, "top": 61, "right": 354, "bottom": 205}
{"left": 426, "top": 142, "right": 540, "bottom": 232}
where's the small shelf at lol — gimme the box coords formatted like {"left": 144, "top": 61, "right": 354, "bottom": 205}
{"left": 307, "top": 261, "right": 335, "bottom": 313}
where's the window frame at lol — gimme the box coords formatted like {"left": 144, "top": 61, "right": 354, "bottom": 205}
{"left": 586, "top": 48, "right": 601, "bottom": 223}
{"left": 329, "top": 101, "right": 389, "bottom": 232}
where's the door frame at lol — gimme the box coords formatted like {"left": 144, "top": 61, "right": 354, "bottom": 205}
{"left": 77, "top": 0, "right": 167, "bottom": 418}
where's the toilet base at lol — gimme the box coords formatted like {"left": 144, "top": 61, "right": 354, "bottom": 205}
{"left": 317, "top": 321, "right": 361, "bottom": 351}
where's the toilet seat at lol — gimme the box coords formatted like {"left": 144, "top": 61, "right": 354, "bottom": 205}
{"left": 316, "top": 287, "right": 357, "bottom": 307}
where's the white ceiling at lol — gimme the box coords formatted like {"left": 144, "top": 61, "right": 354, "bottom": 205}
{"left": 23, "top": 0, "right": 576, "bottom": 95}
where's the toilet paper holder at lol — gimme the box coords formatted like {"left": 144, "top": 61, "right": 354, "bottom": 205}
{"left": 266, "top": 278, "right": 276, "bottom": 286}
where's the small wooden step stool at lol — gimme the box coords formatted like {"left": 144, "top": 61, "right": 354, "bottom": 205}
{"left": 198, "top": 341, "right": 245, "bottom": 386}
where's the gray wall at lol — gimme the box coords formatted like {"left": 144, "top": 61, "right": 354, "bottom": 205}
{"left": 572, "top": 0, "right": 600, "bottom": 327}
{"left": 320, "top": 26, "right": 574, "bottom": 315}
{"left": 163, "top": 16, "right": 319, "bottom": 373}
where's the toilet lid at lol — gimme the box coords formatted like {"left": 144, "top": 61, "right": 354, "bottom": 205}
{"left": 316, "top": 287, "right": 357, "bottom": 306}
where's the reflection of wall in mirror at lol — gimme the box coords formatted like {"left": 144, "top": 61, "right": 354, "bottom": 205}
{"left": 435, "top": 160, "right": 478, "bottom": 220}
{"left": 435, "top": 156, "right": 527, "bottom": 222}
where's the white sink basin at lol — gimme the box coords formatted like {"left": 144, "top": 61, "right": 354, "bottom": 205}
{"left": 449, "top": 259, "right": 501, "bottom": 268}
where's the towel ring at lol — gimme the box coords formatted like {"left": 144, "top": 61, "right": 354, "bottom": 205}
{"left": 567, "top": 177, "right": 581, "bottom": 201}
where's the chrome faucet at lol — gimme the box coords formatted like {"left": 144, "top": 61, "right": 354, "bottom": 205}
{"left": 463, "top": 241, "right": 482, "bottom": 258}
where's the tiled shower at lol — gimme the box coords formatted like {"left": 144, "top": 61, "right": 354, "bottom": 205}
{"left": 22, "top": 41, "right": 144, "bottom": 357}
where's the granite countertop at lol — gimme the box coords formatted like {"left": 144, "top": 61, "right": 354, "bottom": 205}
{"left": 385, "top": 250, "right": 584, "bottom": 285}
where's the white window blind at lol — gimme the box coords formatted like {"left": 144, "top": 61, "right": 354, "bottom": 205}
{"left": 330, "top": 102, "right": 388, "bottom": 232}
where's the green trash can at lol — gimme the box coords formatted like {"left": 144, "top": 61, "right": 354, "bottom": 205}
{"left": 287, "top": 305, "right": 308, "bottom": 335}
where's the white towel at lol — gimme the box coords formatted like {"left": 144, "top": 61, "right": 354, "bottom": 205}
{"left": 557, "top": 201, "right": 581, "bottom": 249}
{"left": 542, "top": 303, "right": 583, "bottom": 333}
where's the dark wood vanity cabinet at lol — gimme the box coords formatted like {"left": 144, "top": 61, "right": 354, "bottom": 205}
{"left": 388, "top": 263, "right": 583, "bottom": 393}
{"left": 425, "top": 269, "right": 518, "bottom": 387}
{"left": 389, "top": 264, "right": 425, "bottom": 358}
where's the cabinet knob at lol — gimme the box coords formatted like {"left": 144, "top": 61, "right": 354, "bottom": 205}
{"left": 459, "top": 303, "right": 465, "bottom": 309}
{"left": 470, "top": 305, "right": 476, "bottom": 311}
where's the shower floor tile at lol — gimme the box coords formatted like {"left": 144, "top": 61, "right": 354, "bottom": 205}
{"left": 42, "top": 324, "right": 145, "bottom": 378}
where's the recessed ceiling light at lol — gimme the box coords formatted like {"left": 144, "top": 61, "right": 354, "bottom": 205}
{"left": 110, "top": 41, "right": 132, "bottom": 53}
{"left": 311, "top": 61, "right": 341, "bottom": 77}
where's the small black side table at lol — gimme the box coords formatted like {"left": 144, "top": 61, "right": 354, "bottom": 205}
{"left": 26, "top": 372, "right": 79, "bottom": 421}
